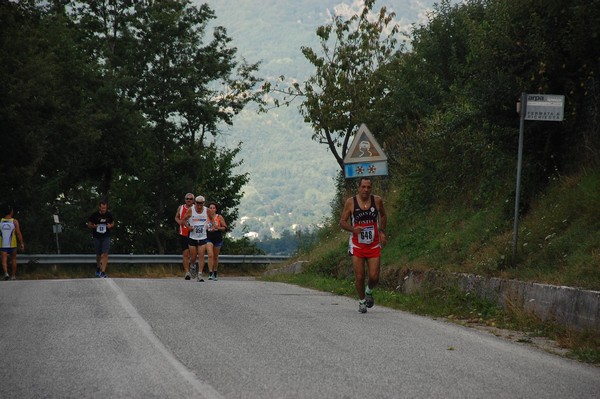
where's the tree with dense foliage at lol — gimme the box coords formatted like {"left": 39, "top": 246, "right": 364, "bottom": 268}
{"left": 81, "top": 0, "right": 262, "bottom": 253}
{"left": 265, "top": 0, "right": 401, "bottom": 172}
{"left": 384, "top": 0, "right": 600, "bottom": 208}
{"left": 273, "top": 0, "right": 599, "bottom": 211}
{"left": 0, "top": 0, "right": 116, "bottom": 252}
{"left": 0, "top": 0, "right": 264, "bottom": 254}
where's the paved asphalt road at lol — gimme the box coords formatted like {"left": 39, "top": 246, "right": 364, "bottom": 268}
{"left": 1, "top": 277, "right": 598, "bottom": 398}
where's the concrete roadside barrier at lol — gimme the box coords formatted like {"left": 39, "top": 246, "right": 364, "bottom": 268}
{"left": 399, "top": 270, "right": 600, "bottom": 332}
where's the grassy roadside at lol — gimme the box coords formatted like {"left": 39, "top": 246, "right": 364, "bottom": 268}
{"left": 383, "top": 170, "right": 600, "bottom": 290}
{"left": 16, "top": 263, "right": 268, "bottom": 280}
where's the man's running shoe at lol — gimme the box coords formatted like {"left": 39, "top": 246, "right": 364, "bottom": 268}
{"left": 9, "top": 276, "right": 16, "bottom": 280}
{"left": 4, "top": 273, "right": 9, "bottom": 281}
{"left": 359, "top": 301, "right": 367, "bottom": 314}
{"left": 185, "top": 272, "right": 191, "bottom": 280}
{"left": 365, "top": 292, "right": 374, "bottom": 308}
{"left": 208, "top": 272, "right": 214, "bottom": 280}
{"left": 99, "top": 272, "right": 108, "bottom": 278}
{"left": 197, "top": 273, "right": 204, "bottom": 282}
{"left": 95, "top": 270, "right": 101, "bottom": 277}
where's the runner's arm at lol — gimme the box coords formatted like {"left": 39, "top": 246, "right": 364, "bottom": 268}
{"left": 14, "top": 219, "right": 24, "bottom": 250}
{"left": 376, "top": 196, "right": 387, "bottom": 232}
{"left": 340, "top": 197, "right": 362, "bottom": 234}
{"left": 376, "top": 196, "right": 387, "bottom": 246}
{"left": 218, "top": 215, "right": 228, "bottom": 231}
{"left": 174, "top": 206, "right": 184, "bottom": 226}
{"left": 183, "top": 208, "right": 192, "bottom": 226}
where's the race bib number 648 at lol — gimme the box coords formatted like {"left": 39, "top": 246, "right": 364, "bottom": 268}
{"left": 358, "top": 226, "right": 374, "bottom": 244}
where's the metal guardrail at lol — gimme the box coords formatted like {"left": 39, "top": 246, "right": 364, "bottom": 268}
{"left": 18, "top": 254, "right": 290, "bottom": 265}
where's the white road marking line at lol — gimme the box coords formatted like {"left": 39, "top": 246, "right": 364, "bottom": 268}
{"left": 106, "top": 279, "right": 224, "bottom": 399}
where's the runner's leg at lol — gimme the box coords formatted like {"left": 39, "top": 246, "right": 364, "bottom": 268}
{"left": 352, "top": 256, "right": 366, "bottom": 300}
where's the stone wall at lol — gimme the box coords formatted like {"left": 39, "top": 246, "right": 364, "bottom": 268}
{"left": 400, "top": 270, "right": 600, "bottom": 332}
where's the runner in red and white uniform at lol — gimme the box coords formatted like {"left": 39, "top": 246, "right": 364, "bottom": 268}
{"left": 340, "top": 177, "right": 387, "bottom": 313}
{"left": 184, "top": 195, "right": 208, "bottom": 282}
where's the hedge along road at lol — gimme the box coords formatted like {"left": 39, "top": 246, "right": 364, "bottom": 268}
{"left": 1, "top": 278, "right": 598, "bottom": 399}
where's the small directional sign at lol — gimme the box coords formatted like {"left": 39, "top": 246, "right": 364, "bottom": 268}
{"left": 343, "top": 124, "right": 388, "bottom": 178}
{"left": 344, "top": 161, "right": 388, "bottom": 178}
{"left": 525, "top": 94, "right": 565, "bottom": 121}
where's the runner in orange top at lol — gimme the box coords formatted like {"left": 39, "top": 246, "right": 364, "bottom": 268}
{"left": 175, "top": 193, "right": 194, "bottom": 280}
{"left": 340, "top": 177, "right": 387, "bottom": 313}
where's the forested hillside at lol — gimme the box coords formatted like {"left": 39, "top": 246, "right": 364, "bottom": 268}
{"left": 2, "top": 0, "right": 598, "bottom": 270}
{"left": 280, "top": 0, "right": 600, "bottom": 288}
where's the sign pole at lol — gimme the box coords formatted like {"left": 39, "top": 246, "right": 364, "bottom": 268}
{"left": 511, "top": 92, "right": 564, "bottom": 266}
{"left": 512, "top": 92, "right": 527, "bottom": 265}
{"left": 55, "top": 230, "right": 61, "bottom": 254}
{"left": 52, "top": 214, "right": 61, "bottom": 254}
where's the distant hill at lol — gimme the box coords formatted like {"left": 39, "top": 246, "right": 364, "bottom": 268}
{"left": 200, "top": 0, "right": 439, "bottom": 239}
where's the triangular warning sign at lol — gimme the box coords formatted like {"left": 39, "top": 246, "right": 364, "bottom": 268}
{"left": 343, "top": 124, "right": 387, "bottom": 163}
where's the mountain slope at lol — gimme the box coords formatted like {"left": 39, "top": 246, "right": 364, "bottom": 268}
{"left": 201, "top": 0, "right": 440, "bottom": 238}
